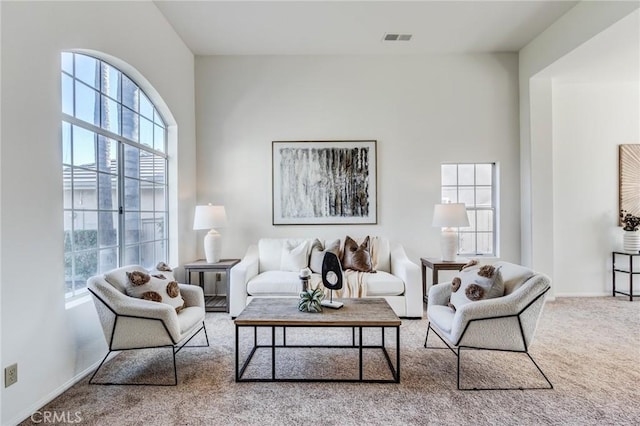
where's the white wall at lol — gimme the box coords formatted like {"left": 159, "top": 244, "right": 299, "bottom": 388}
{"left": 519, "top": 1, "right": 639, "bottom": 274}
{"left": 520, "top": 3, "right": 639, "bottom": 297}
{"left": 552, "top": 81, "right": 640, "bottom": 296}
{"left": 195, "top": 54, "right": 521, "bottom": 265}
{"left": 0, "top": 2, "right": 196, "bottom": 424}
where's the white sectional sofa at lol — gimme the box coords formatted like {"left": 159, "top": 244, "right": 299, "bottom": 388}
{"left": 229, "top": 237, "right": 422, "bottom": 318}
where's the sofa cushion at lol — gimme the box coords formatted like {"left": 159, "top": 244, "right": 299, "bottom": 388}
{"left": 259, "top": 238, "right": 311, "bottom": 272}
{"left": 372, "top": 237, "right": 391, "bottom": 273}
{"left": 280, "top": 240, "right": 309, "bottom": 272}
{"left": 449, "top": 264, "right": 504, "bottom": 311}
{"left": 247, "top": 271, "right": 304, "bottom": 296}
{"left": 357, "top": 271, "right": 404, "bottom": 296}
{"left": 309, "top": 239, "right": 341, "bottom": 273}
{"left": 124, "top": 270, "right": 185, "bottom": 312}
{"left": 342, "top": 236, "right": 375, "bottom": 273}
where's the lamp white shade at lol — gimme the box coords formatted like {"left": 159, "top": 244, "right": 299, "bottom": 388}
{"left": 194, "top": 204, "right": 227, "bottom": 263}
{"left": 193, "top": 205, "right": 228, "bottom": 230}
{"left": 432, "top": 203, "right": 469, "bottom": 262}
{"left": 432, "top": 203, "right": 470, "bottom": 228}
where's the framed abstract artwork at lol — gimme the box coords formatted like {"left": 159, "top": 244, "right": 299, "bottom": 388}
{"left": 272, "top": 140, "right": 377, "bottom": 225}
{"left": 619, "top": 144, "right": 640, "bottom": 224}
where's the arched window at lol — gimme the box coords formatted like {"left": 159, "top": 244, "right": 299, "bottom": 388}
{"left": 61, "top": 52, "right": 168, "bottom": 298}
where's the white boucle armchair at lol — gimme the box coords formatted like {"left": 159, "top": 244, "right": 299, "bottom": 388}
{"left": 424, "top": 261, "right": 553, "bottom": 390}
{"left": 87, "top": 265, "right": 209, "bottom": 386}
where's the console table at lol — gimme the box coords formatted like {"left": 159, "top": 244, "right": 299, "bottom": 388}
{"left": 184, "top": 259, "right": 240, "bottom": 312}
{"left": 612, "top": 251, "right": 640, "bottom": 301}
{"left": 420, "top": 257, "right": 468, "bottom": 304}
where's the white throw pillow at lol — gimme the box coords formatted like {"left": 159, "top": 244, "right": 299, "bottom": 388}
{"left": 309, "top": 239, "right": 341, "bottom": 273}
{"left": 125, "top": 270, "right": 185, "bottom": 312}
{"left": 449, "top": 264, "right": 504, "bottom": 311}
{"left": 280, "top": 240, "right": 309, "bottom": 272}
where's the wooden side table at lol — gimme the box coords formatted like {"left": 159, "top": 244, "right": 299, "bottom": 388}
{"left": 183, "top": 259, "right": 240, "bottom": 312}
{"left": 420, "top": 257, "right": 468, "bottom": 304}
{"left": 612, "top": 251, "right": 640, "bottom": 301}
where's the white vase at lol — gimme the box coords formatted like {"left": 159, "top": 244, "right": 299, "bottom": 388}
{"left": 623, "top": 230, "right": 640, "bottom": 252}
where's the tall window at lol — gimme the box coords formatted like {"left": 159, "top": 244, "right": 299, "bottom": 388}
{"left": 61, "top": 52, "right": 168, "bottom": 298}
{"left": 441, "top": 163, "right": 497, "bottom": 256}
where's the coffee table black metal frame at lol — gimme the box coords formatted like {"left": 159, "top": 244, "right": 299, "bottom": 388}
{"left": 234, "top": 298, "right": 400, "bottom": 383}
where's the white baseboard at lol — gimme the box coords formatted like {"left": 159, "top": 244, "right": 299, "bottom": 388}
{"left": 7, "top": 361, "right": 100, "bottom": 426}
{"left": 553, "top": 292, "right": 610, "bottom": 298}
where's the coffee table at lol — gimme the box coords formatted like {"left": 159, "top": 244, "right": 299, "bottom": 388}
{"left": 234, "top": 298, "right": 401, "bottom": 382}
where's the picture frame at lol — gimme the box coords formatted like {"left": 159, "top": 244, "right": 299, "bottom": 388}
{"left": 272, "top": 140, "right": 377, "bottom": 225}
{"left": 619, "top": 144, "right": 640, "bottom": 224}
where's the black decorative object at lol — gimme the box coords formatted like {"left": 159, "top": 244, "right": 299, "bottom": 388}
{"left": 321, "top": 252, "right": 344, "bottom": 309}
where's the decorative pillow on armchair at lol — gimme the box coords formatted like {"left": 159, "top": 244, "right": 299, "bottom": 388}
{"left": 125, "top": 270, "right": 185, "bottom": 312}
{"left": 342, "top": 236, "right": 376, "bottom": 273}
{"left": 309, "top": 239, "right": 341, "bottom": 273}
{"left": 449, "top": 263, "right": 504, "bottom": 311}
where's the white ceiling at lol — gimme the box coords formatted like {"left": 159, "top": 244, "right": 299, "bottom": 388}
{"left": 537, "top": 9, "right": 640, "bottom": 82}
{"left": 153, "top": 1, "right": 579, "bottom": 56}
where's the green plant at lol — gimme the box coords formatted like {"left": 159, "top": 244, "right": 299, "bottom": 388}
{"left": 620, "top": 210, "right": 640, "bottom": 231}
{"left": 298, "top": 288, "right": 324, "bottom": 313}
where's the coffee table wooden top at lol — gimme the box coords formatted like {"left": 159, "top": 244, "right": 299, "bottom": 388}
{"left": 234, "top": 298, "right": 401, "bottom": 327}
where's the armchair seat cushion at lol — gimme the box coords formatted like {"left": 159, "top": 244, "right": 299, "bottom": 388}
{"left": 177, "top": 306, "right": 206, "bottom": 336}
{"left": 428, "top": 305, "right": 456, "bottom": 335}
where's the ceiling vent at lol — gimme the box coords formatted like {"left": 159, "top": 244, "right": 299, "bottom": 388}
{"left": 383, "top": 33, "right": 412, "bottom": 42}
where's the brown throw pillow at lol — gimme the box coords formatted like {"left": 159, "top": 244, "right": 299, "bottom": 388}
{"left": 341, "top": 236, "right": 376, "bottom": 273}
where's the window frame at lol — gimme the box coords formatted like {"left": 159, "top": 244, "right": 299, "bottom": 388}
{"left": 61, "top": 52, "right": 169, "bottom": 299}
{"left": 440, "top": 162, "right": 497, "bottom": 257}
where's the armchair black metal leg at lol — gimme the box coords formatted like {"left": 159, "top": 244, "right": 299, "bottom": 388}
{"left": 177, "top": 322, "right": 210, "bottom": 352}
{"left": 89, "top": 346, "right": 178, "bottom": 386}
{"left": 424, "top": 322, "right": 430, "bottom": 348}
{"left": 457, "top": 346, "right": 553, "bottom": 391}
{"left": 424, "top": 323, "right": 458, "bottom": 355}
{"left": 526, "top": 352, "right": 554, "bottom": 390}
{"left": 88, "top": 351, "right": 112, "bottom": 385}
{"left": 203, "top": 321, "right": 210, "bottom": 346}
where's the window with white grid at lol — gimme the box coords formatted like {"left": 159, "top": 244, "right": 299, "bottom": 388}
{"left": 441, "top": 163, "right": 497, "bottom": 256}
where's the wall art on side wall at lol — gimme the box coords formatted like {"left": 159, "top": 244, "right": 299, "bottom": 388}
{"left": 272, "top": 140, "right": 377, "bottom": 225}
{"left": 619, "top": 144, "right": 640, "bottom": 224}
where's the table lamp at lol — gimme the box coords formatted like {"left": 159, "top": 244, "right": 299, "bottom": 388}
{"left": 432, "top": 203, "right": 469, "bottom": 262}
{"left": 193, "top": 204, "right": 228, "bottom": 263}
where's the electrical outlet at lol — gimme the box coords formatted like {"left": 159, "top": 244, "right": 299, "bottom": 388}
{"left": 5, "top": 363, "right": 17, "bottom": 387}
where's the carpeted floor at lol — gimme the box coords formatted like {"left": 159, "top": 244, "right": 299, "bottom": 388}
{"left": 19, "top": 297, "right": 640, "bottom": 425}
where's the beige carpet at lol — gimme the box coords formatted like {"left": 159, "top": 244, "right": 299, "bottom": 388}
{"left": 19, "top": 297, "right": 640, "bottom": 425}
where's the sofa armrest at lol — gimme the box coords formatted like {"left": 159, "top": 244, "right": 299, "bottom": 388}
{"left": 229, "top": 245, "right": 260, "bottom": 317}
{"left": 390, "top": 244, "right": 422, "bottom": 318}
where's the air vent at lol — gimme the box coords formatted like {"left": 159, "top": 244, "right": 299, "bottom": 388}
{"left": 383, "top": 33, "right": 412, "bottom": 42}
